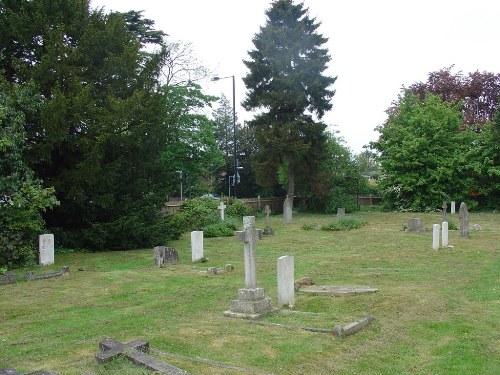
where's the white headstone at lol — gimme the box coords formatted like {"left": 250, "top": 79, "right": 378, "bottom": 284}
{"left": 218, "top": 201, "right": 226, "bottom": 221}
{"left": 442, "top": 221, "right": 449, "bottom": 247}
{"left": 337, "top": 208, "right": 346, "bottom": 218}
{"left": 39, "top": 234, "right": 54, "bottom": 265}
{"left": 277, "top": 255, "right": 295, "bottom": 307}
{"left": 283, "top": 197, "right": 292, "bottom": 224}
{"left": 450, "top": 201, "right": 456, "bottom": 214}
{"left": 191, "top": 231, "right": 204, "bottom": 262}
{"left": 432, "top": 224, "right": 440, "bottom": 250}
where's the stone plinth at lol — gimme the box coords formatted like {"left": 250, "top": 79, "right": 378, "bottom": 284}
{"left": 224, "top": 288, "right": 272, "bottom": 319}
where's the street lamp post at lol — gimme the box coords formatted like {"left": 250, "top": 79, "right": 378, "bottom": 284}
{"left": 212, "top": 75, "right": 237, "bottom": 199}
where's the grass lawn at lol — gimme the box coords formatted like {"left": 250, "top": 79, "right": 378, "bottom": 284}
{"left": 1, "top": 211, "right": 499, "bottom": 374}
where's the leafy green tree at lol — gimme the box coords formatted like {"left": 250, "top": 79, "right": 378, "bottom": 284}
{"left": 0, "top": 79, "right": 58, "bottom": 268}
{"left": 242, "top": 0, "right": 336, "bottom": 209}
{"left": 373, "top": 91, "right": 469, "bottom": 211}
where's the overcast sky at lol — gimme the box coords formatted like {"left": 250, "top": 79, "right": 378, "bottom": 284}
{"left": 91, "top": 0, "right": 499, "bottom": 153}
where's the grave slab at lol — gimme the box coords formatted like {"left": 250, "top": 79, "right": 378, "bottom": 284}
{"left": 299, "top": 285, "right": 378, "bottom": 296}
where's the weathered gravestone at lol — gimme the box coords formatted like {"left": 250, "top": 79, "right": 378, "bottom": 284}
{"left": 442, "top": 221, "right": 449, "bottom": 247}
{"left": 406, "top": 218, "right": 424, "bottom": 232}
{"left": 459, "top": 202, "right": 469, "bottom": 238}
{"left": 191, "top": 231, "right": 204, "bottom": 262}
{"left": 432, "top": 224, "right": 440, "bottom": 250}
{"left": 337, "top": 208, "right": 346, "bottom": 218}
{"left": 95, "top": 338, "right": 189, "bottom": 374}
{"left": 38, "top": 234, "right": 54, "bottom": 266}
{"left": 283, "top": 196, "right": 292, "bottom": 224}
{"left": 0, "top": 272, "right": 17, "bottom": 286}
{"left": 277, "top": 256, "right": 294, "bottom": 307}
{"left": 154, "top": 246, "right": 179, "bottom": 267}
{"left": 224, "top": 216, "right": 272, "bottom": 319}
{"left": 218, "top": 201, "right": 226, "bottom": 221}
{"left": 442, "top": 202, "right": 448, "bottom": 222}
{"left": 472, "top": 224, "right": 481, "bottom": 231}
{"left": 26, "top": 266, "right": 69, "bottom": 281}
{"left": 299, "top": 285, "right": 378, "bottom": 296}
{"left": 263, "top": 205, "right": 274, "bottom": 236}
{"left": 451, "top": 201, "right": 456, "bottom": 214}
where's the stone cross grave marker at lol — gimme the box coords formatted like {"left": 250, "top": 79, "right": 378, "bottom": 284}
{"left": 154, "top": 246, "right": 179, "bottom": 267}
{"left": 459, "top": 202, "right": 469, "bottom": 238}
{"left": 218, "top": 201, "right": 226, "bottom": 221}
{"left": 263, "top": 205, "right": 273, "bottom": 236}
{"left": 277, "top": 255, "right": 294, "bottom": 307}
{"left": 95, "top": 338, "right": 189, "bottom": 374}
{"left": 451, "top": 201, "right": 456, "bottom": 214}
{"left": 224, "top": 216, "right": 272, "bottom": 318}
{"left": 337, "top": 207, "right": 346, "bottom": 218}
{"left": 442, "top": 202, "right": 448, "bottom": 222}
{"left": 191, "top": 231, "right": 204, "bottom": 262}
{"left": 283, "top": 196, "right": 292, "bottom": 224}
{"left": 442, "top": 221, "right": 449, "bottom": 247}
{"left": 39, "top": 234, "right": 54, "bottom": 266}
{"left": 432, "top": 224, "right": 440, "bottom": 250}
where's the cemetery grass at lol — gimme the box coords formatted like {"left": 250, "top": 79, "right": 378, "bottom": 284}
{"left": 1, "top": 211, "right": 499, "bottom": 374}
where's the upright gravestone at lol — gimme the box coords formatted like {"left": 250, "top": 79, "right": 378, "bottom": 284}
{"left": 407, "top": 218, "right": 424, "bottom": 232}
{"left": 191, "top": 231, "right": 204, "bottom": 262}
{"left": 442, "top": 221, "right": 449, "bottom": 247}
{"left": 451, "top": 201, "right": 456, "bottom": 214}
{"left": 283, "top": 196, "right": 292, "bottom": 224}
{"left": 432, "top": 224, "right": 440, "bottom": 250}
{"left": 459, "top": 202, "right": 469, "bottom": 238}
{"left": 263, "top": 205, "right": 273, "bottom": 236}
{"left": 39, "top": 234, "right": 54, "bottom": 266}
{"left": 442, "top": 202, "right": 448, "bottom": 222}
{"left": 154, "top": 246, "right": 179, "bottom": 267}
{"left": 224, "top": 216, "right": 272, "bottom": 319}
{"left": 218, "top": 201, "right": 226, "bottom": 221}
{"left": 277, "top": 255, "right": 294, "bottom": 307}
{"left": 337, "top": 208, "right": 346, "bottom": 218}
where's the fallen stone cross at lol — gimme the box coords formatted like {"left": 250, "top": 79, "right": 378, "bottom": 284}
{"left": 26, "top": 266, "right": 70, "bottom": 281}
{"left": 95, "top": 338, "right": 189, "bottom": 374}
{"left": 333, "top": 315, "right": 375, "bottom": 337}
{"left": 0, "top": 369, "right": 59, "bottom": 375}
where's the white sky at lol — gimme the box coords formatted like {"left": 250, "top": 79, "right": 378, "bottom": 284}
{"left": 91, "top": 0, "right": 500, "bottom": 153}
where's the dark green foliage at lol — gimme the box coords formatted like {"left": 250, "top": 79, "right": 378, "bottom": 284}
{"left": 225, "top": 199, "right": 257, "bottom": 218}
{"left": 202, "top": 218, "right": 238, "bottom": 238}
{"left": 320, "top": 216, "right": 367, "bottom": 231}
{"left": 0, "top": 80, "right": 58, "bottom": 268}
{"left": 242, "top": 0, "right": 336, "bottom": 206}
{"left": 301, "top": 223, "right": 318, "bottom": 231}
{"left": 174, "top": 198, "right": 219, "bottom": 232}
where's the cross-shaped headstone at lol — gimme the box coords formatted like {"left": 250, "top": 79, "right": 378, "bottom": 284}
{"left": 218, "top": 201, "right": 226, "bottom": 221}
{"left": 236, "top": 216, "right": 262, "bottom": 289}
{"left": 264, "top": 205, "right": 271, "bottom": 229}
{"left": 95, "top": 338, "right": 189, "bottom": 374}
{"left": 442, "top": 202, "right": 448, "bottom": 222}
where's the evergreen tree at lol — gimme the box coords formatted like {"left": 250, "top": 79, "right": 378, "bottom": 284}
{"left": 242, "top": 0, "right": 336, "bottom": 209}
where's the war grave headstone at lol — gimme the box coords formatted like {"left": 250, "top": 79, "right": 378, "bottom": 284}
{"left": 95, "top": 338, "right": 189, "bottom": 374}
{"left": 38, "top": 234, "right": 54, "bottom": 266}
{"left": 218, "top": 201, "right": 226, "bottom": 221}
{"left": 154, "top": 246, "right": 179, "bottom": 267}
{"left": 283, "top": 196, "right": 292, "bottom": 224}
{"left": 224, "top": 216, "right": 272, "bottom": 319}
{"left": 337, "top": 207, "right": 346, "bottom": 218}
{"left": 459, "top": 202, "right": 469, "bottom": 238}
{"left": 263, "top": 205, "right": 274, "bottom": 236}
{"left": 442, "top": 221, "right": 449, "bottom": 247}
{"left": 191, "top": 231, "right": 204, "bottom": 262}
{"left": 277, "top": 255, "right": 294, "bottom": 307}
{"left": 432, "top": 223, "right": 440, "bottom": 250}
{"left": 406, "top": 218, "right": 424, "bottom": 232}
{"left": 451, "top": 201, "right": 456, "bottom": 214}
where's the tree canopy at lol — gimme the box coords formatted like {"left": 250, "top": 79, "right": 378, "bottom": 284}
{"left": 242, "top": 0, "right": 336, "bottom": 208}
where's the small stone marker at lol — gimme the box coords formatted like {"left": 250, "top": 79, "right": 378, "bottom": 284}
{"left": 299, "top": 285, "right": 378, "bottom": 296}
{"left": 218, "top": 201, "right": 226, "bottom": 221}
{"left": 277, "top": 256, "right": 294, "bottom": 307}
{"left": 442, "top": 221, "right": 449, "bottom": 247}
{"left": 224, "top": 216, "right": 272, "bottom": 319}
{"left": 283, "top": 196, "right": 292, "bottom": 224}
{"left": 442, "top": 202, "right": 448, "bottom": 222}
{"left": 38, "top": 234, "right": 54, "bottom": 266}
{"left": 154, "top": 246, "right": 179, "bottom": 267}
{"left": 337, "top": 207, "right": 346, "bottom": 218}
{"left": 451, "top": 201, "right": 456, "bottom": 214}
{"left": 263, "top": 205, "right": 273, "bottom": 236}
{"left": 191, "top": 231, "right": 204, "bottom": 262}
{"left": 333, "top": 315, "right": 375, "bottom": 337}
{"left": 432, "top": 224, "right": 440, "bottom": 250}
{"left": 459, "top": 202, "right": 469, "bottom": 238}
{"left": 0, "top": 272, "right": 17, "bottom": 286}
{"left": 406, "top": 218, "right": 424, "bottom": 232}
{"left": 95, "top": 338, "right": 189, "bottom": 374}
{"left": 472, "top": 224, "right": 481, "bottom": 231}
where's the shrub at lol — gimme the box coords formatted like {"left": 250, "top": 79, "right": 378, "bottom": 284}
{"left": 301, "top": 223, "right": 318, "bottom": 231}
{"left": 321, "top": 216, "right": 367, "bottom": 231}
{"left": 225, "top": 199, "right": 256, "bottom": 218}
{"left": 174, "top": 198, "right": 219, "bottom": 231}
{"left": 203, "top": 221, "right": 235, "bottom": 238}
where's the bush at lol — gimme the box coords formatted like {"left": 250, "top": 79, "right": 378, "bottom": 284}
{"left": 321, "top": 216, "right": 367, "bottom": 231}
{"left": 203, "top": 220, "right": 237, "bottom": 238}
{"left": 174, "top": 198, "right": 219, "bottom": 232}
{"left": 225, "top": 199, "right": 257, "bottom": 218}
{"left": 301, "top": 223, "right": 318, "bottom": 231}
